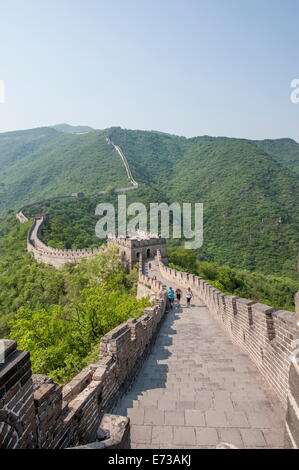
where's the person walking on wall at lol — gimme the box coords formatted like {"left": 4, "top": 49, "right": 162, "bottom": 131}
{"left": 168, "top": 287, "right": 175, "bottom": 309}
{"left": 186, "top": 287, "right": 193, "bottom": 308}
{"left": 175, "top": 288, "right": 182, "bottom": 306}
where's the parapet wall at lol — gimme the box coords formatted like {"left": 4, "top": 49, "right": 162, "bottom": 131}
{"left": 109, "top": 235, "right": 168, "bottom": 270}
{"left": 27, "top": 216, "right": 101, "bottom": 268}
{"left": 0, "top": 273, "right": 167, "bottom": 448}
{"left": 156, "top": 251, "right": 299, "bottom": 449}
{"left": 106, "top": 136, "right": 139, "bottom": 188}
{"left": 16, "top": 195, "right": 76, "bottom": 224}
{"left": 285, "top": 292, "right": 299, "bottom": 449}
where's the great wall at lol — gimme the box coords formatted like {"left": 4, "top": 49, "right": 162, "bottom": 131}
{"left": 0, "top": 256, "right": 168, "bottom": 449}
{"left": 1, "top": 242, "right": 299, "bottom": 449}
{"left": 16, "top": 138, "right": 143, "bottom": 268}
{"left": 1, "top": 137, "right": 298, "bottom": 449}
{"left": 26, "top": 215, "right": 102, "bottom": 269}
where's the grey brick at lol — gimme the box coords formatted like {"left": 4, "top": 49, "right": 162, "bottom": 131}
{"left": 240, "top": 429, "right": 267, "bottom": 447}
{"left": 185, "top": 410, "right": 205, "bottom": 426}
{"left": 144, "top": 407, "right": 165, "bottom": 425}
{"left": 195, "top": 428, "right": 219, "bottom": 446}
{"left": 173, "top": 426, "right": 196, "bottom": 446}
{"left": 152, "top": 426, "right": 173, "bottom": 445}
{"left": 218, "top": 428, "right": 244, "bottom": 448}
{"left": 131, "top": 425, "right": 152, "bottom": 444}
{"left": 165, "top": 410, "right": 185, "bottom": 425}
{"left": 225, "top": 411, "right": 250, "bottom": 428}
{"left": 205, "top": 410, "right": 227, "bottom": 427}
{"left": 127, "top": 408, "right": 145, "bottom": 425}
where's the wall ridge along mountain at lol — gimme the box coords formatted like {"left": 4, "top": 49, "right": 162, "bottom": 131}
{"left": 105, "top": 136, "right": 140, "bottom": 188}
{"left": 155, "top": 249, "right": 299, "bottom": 448}
{"left": 15, "top": 137, "right": 142, "bottom": 268}
{"left": 27, "top": 214, "right": 102, "bottom": 268}
{"left": 0, "top": 249, "right": 168, "bottom": 449}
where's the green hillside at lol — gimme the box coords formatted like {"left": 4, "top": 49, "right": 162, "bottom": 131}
{"left": 107, "top": 127, "right": 188, "bottom": 185}
{"left": 0, "top": 127, "right": 129, "bottom": 215}
{"left": 0, "top": 125, "right": 298, "bottom": 381}
{"left": 166, "top": 138, "right": 299, "bottom": 277}
{"left": 254, "top": 138, "right": 299, "bottom": 174}
{"left": 107, "top": 129, "right": 299, "bottom": 278}
{"left": 0, "top": 213, "right": 147, "bottom": 382}
{"left": 168, "top": 246, "right": 299, "bottom": 312}
{"left": 1, "top": 125, "right": 298, "bottom": 279}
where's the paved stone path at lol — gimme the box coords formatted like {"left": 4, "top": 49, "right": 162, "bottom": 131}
{"left": 113, "top": 261, "right": 285, "bottom": 449}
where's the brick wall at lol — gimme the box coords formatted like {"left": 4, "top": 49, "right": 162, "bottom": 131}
{"left": 0, "top": 340, "right": 37, "bottom": 448}
{"left": 156, "top": 251, "right": 299, "bottom": 448}
{"left": 27, "top": 216, "right": 101, "bottom": 268}
{"left": 156, "top": 252, "right": 299, "bottom": 406}
{"left": 0, "top": 273, "right": 167, "bottom": 448}
{"left": 285, "top": 292, "right": 299, "bottom": 448}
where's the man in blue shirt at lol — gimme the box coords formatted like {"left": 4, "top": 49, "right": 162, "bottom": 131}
{"left": 168, "top": 287, "right": 175, "bottom": 309}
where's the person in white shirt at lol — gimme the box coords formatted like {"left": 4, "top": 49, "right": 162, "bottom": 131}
{"left": 186, "top": 287, "right": 193, "bottom": 307}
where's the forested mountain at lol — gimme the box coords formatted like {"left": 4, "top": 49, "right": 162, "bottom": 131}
{"left": 0, "top": 125, "right": 298, "bottom": 279}
{"left": 0, "top": 213, "right": 147, "bottom": 382}
{"left": 254, "top": 138, "right": 299, "bottom": 174}
{"left": 106, "top": 127, "right": 188, "bottom": 186}
{"left": 0, "top": 124, "right": 298, "bottom": 382}
{"left": 107, "top": 128, "right": 299, "bottom": 278}
{"left": 0, "top": 127, "right": 128, "bottom": 215}
{"left": 51, "top": 123, "right": 94, "bottom": 134}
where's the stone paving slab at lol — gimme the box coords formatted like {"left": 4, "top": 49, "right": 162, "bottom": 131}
{"left": 113, "top": 261, "right": 285, "bottom": 449}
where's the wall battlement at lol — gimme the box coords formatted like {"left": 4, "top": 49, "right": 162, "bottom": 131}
{"left": 108, "top": 234, "right": 168, "bottom": 270}
{"left": 16, "top": 195, "right": 77, "bottom": 224}
{"left": 0, "top": 270, "right": 167, "bottom": 448}
{"left": 27, "top": 216, "right": 101, "bottom": 268}
{"left": 26, "top": 214, "right": 168, "bottom": 270}
{"left": 155, "top": 251, "right": 299, "bottom": 449}
{"left": 3, "top": 224, "right": 299, "bottom": 448}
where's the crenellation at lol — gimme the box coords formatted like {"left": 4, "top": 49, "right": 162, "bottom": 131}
{"left": 109, "top": 233, "right": 168, "bottom": 270}
{"left": 2, "top": 235, "right": 298, "bottom": 449}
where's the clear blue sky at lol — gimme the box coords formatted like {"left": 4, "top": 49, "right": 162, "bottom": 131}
{"left": 1, "top": 0, "right": 299, "bottom": 140}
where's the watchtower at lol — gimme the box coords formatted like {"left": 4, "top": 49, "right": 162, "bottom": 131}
{"left": 108, "top": 231, "right": 168, "bottom": 270}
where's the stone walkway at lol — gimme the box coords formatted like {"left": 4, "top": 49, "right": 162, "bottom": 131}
{"left": 113, "top": 261, "right": 285, "bottom": 449}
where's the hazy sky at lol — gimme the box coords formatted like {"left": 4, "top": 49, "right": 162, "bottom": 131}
{"left": 1, "top": 0, "right": 299, "bottom": 140}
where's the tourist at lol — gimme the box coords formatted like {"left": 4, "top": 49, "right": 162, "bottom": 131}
{"left": 175, "top": 288, "right": 182, "bottom": 306}
{"left": 167, "top": 287, "right": 175, "bottom": 309}
{"left": 186, "top": 287, "right": 193, "bottom": 307}
{"left": 148, "top": 262, "right": 152, "bottom": 270}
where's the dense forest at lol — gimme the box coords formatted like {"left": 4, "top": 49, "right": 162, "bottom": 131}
{"left": 1, "top": 209, "right": 297, "bottom": 380}
{"left": 254, "top": 138, "right": 299, "bottom": 175}
{"left": 0, "top": 127, "right": 129, "bottom": 216}
{"left": 168, "top": 246, "right": 299, "bottom": 312}
{"left": 108, "top": 128, "right": 299, "bottom": 279}
{"left": 0, "top": 214, "right": 148, "bottom": 383}
{"left": 1, "top": 125, "right": 298, "bottom": 384}
{"left": 16, "top": 192, "right": 299, "bottom": 311}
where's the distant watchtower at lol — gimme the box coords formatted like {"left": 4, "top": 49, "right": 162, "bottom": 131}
{"left": 108, "top": 231, "right": 168, "bottom": 270}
